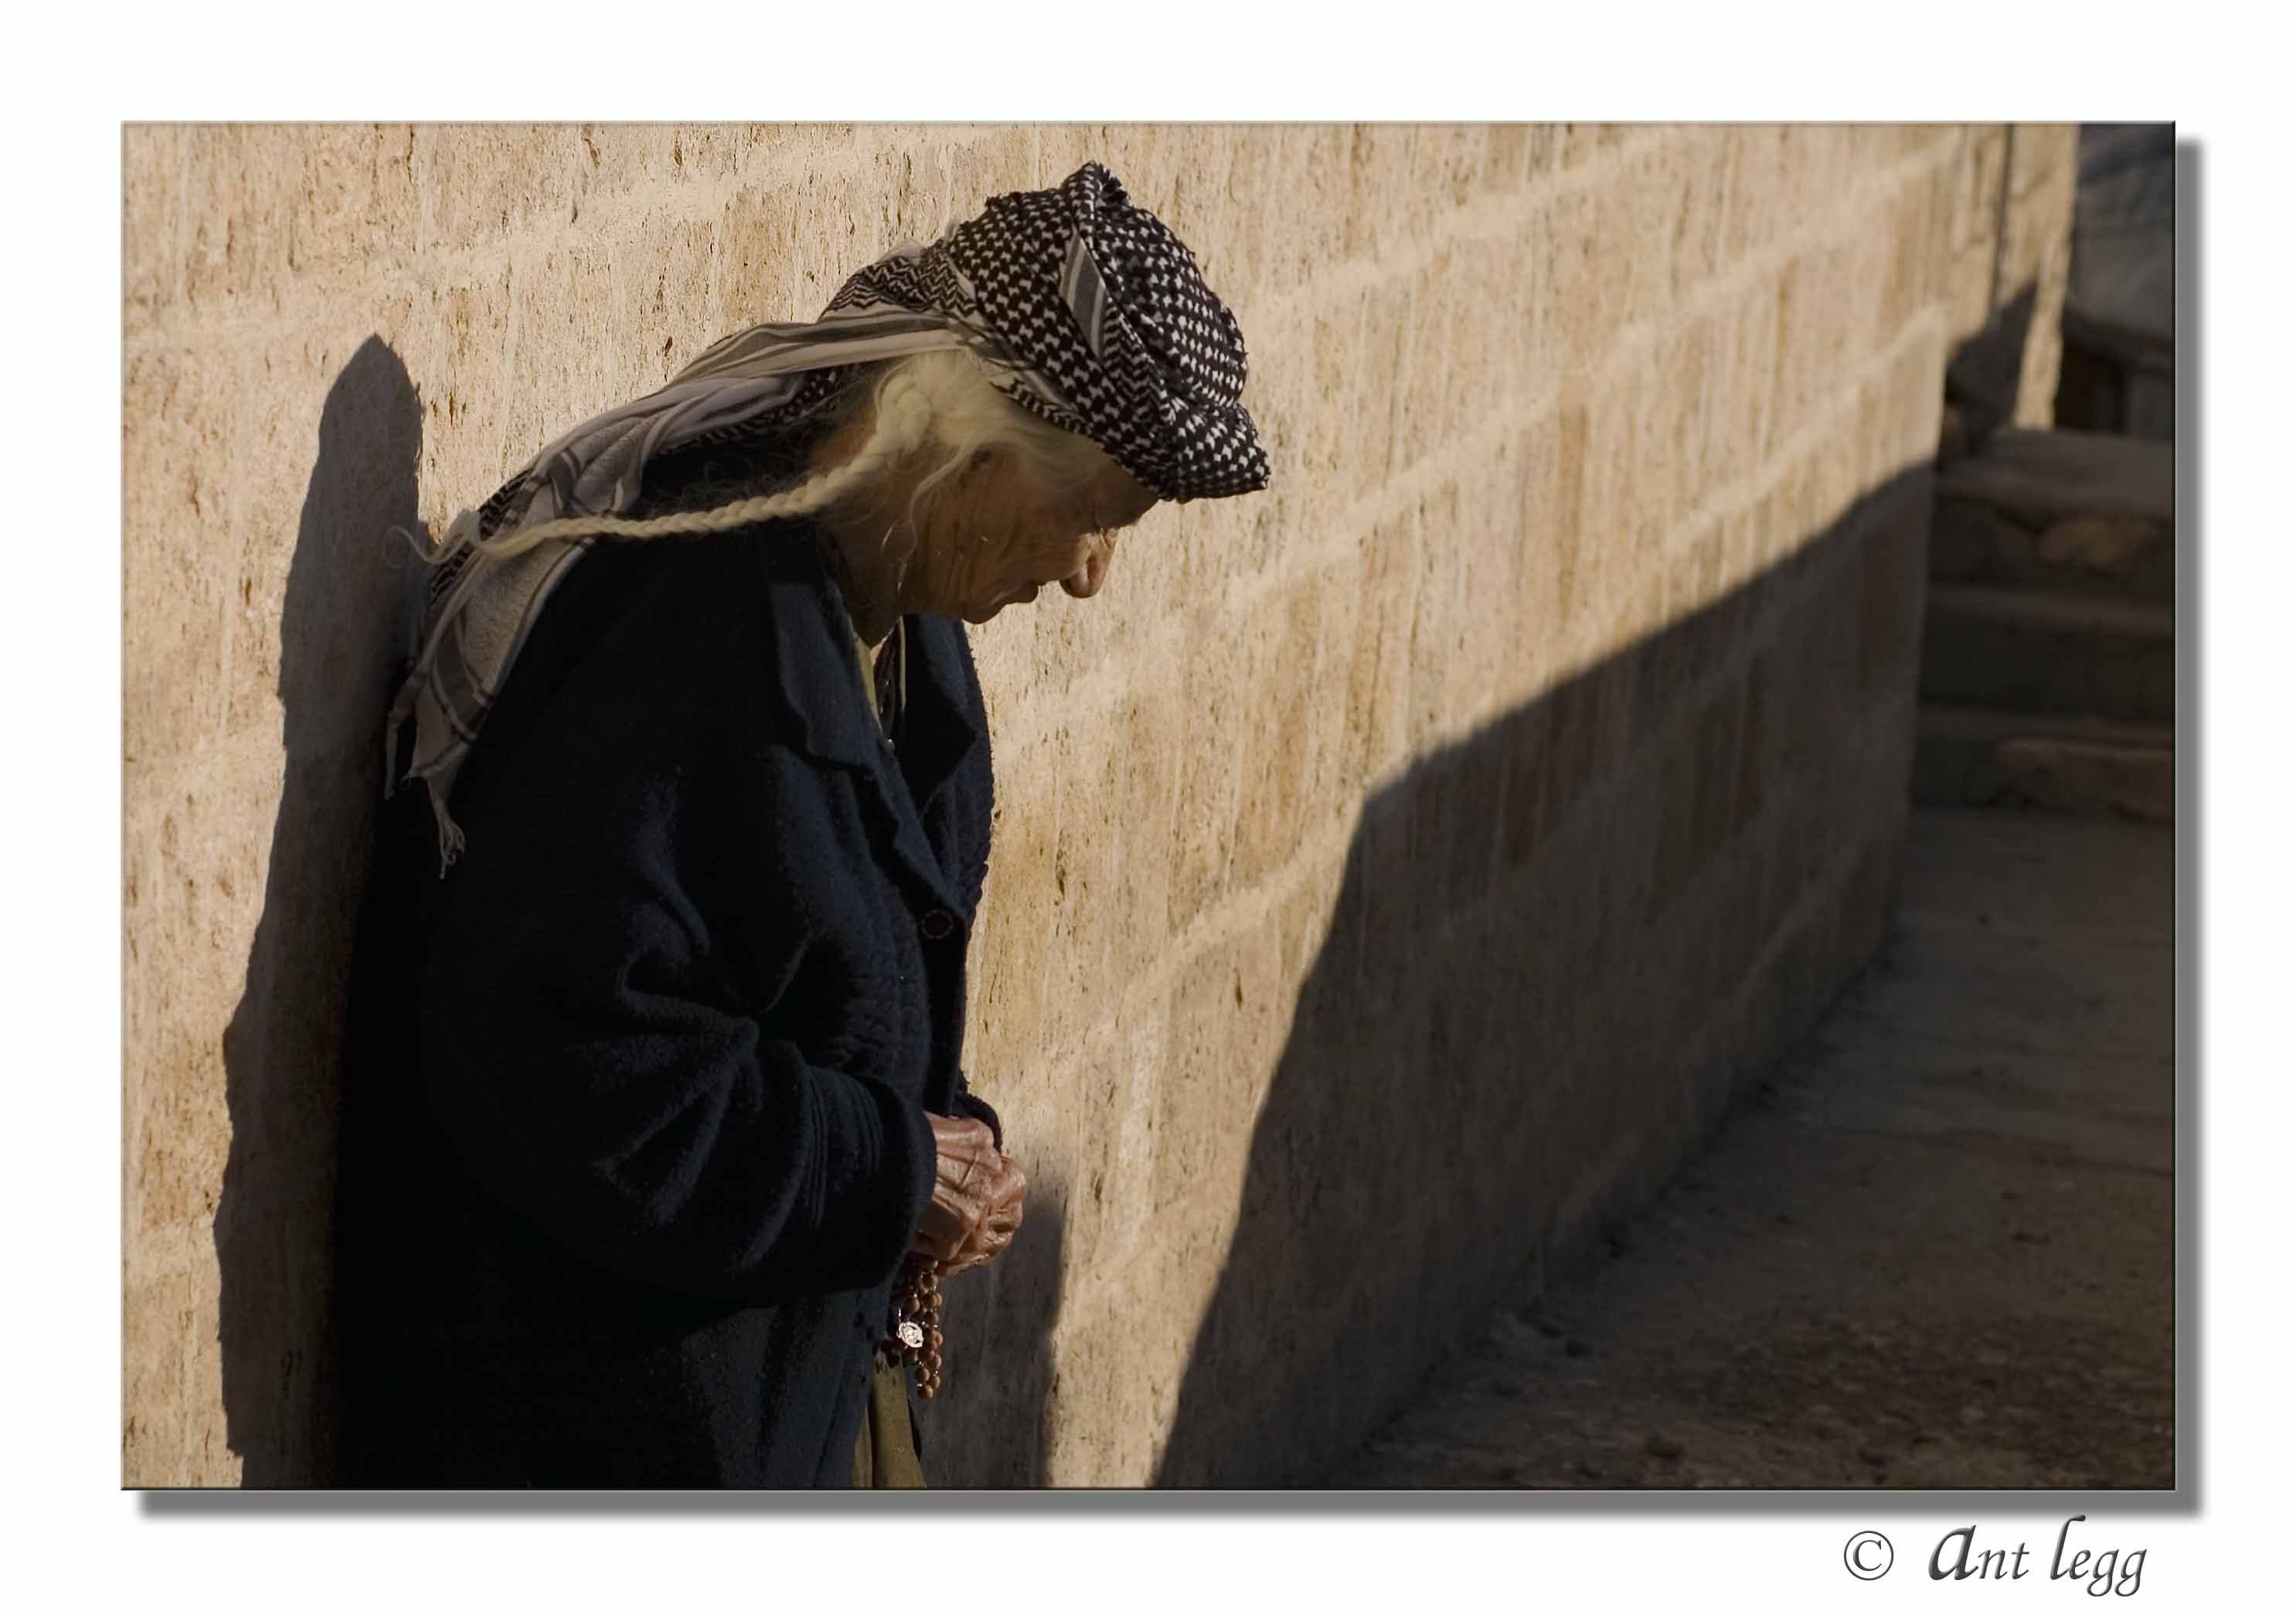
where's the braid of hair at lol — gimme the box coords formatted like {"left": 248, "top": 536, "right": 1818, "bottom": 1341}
{"left": 465, "top": 365, "right": 938, "bottom": 565}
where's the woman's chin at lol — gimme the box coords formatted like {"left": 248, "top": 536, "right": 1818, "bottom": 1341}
{"left": 961, "top": 583, "right": 1039, "bottom": 624}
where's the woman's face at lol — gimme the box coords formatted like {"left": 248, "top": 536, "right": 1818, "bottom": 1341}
{"left": 923, "top": 451, "right": 1161, "bottom": 624}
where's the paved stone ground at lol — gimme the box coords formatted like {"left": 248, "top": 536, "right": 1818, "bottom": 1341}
{"left": 1327, "top": 805, "right": 2175, "bottom": 1490}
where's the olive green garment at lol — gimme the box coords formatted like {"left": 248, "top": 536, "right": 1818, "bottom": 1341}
{"left": 850, "top": 1354, "right": 928, "bottom": 1488}
{"left": 845, "top": 617, "right": 927, "bottom": 1490}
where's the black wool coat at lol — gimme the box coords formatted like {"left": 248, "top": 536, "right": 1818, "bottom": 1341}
{"left": 335, "top": 519, "right": 1000, "bottom": 1488}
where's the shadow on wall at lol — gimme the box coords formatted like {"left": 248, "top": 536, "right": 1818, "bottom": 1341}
{"left": 1947, "top": 283, "right": 2037, "bottom": 444}
{"left": 915, "top": 1181, "right": 1069, "bottom": 1486}
{"left": 216, "top": 337, "right": 423, "bottom": 1486}
{"left": 1147, "top": 283, "right": 2077, "bottom": 1486}
{"left": 1150, "top": 450, "right": 1944, "bottom": 1487}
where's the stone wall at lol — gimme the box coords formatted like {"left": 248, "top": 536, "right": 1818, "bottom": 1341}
{"left": 121, "top": 123, "right": 2075, "bottom": 1486}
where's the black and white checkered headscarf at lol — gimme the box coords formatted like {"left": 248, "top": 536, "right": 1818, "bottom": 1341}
{"left": 389, "top": 161, "right": 1268, "bottom": 866}
{"left": 917, "top": 162, "right": 1269, "bottom": 501}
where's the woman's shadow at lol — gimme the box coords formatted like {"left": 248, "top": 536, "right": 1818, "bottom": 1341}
{"left": 215, "top": 336, "right": 423, "bottom": 1486}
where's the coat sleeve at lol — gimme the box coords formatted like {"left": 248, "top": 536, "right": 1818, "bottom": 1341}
{"left": 949, "top": 1069, "right": 1002, "bottom": 1150}
{"left": 414, "top": 694, "right": 937, "bottom": 1309}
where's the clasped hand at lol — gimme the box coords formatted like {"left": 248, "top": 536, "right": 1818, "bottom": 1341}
{"left": 910, "top": 1114, "right": 1026, "bottom": 1276}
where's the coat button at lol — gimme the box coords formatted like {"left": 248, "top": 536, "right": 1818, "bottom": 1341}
{"left": 919, "top": 909, "right": 956, "bottom": 940}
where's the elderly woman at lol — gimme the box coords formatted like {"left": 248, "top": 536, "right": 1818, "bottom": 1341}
{"left": 334, "top": 162, "right": 1268, "bottom": 1487}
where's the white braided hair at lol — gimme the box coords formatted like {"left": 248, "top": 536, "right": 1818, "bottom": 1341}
{"left": 463, "top": 348, "right": 1115, "bottom": 566}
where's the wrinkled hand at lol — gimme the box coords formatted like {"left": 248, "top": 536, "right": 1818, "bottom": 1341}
{"left": 911, "top": 1114, "right": 1026, "bottom": 1276}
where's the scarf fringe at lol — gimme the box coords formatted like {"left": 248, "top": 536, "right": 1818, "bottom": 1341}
{"left": 427, "top": 781, "right": 468, "bottom": 875}
{"left": 382, "top": 674, "right": 465, "bottom": 876}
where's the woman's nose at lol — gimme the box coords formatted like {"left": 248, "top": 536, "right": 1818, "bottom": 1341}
{"left": 1062, "top": 542, "right": 1113, "bottom": 599}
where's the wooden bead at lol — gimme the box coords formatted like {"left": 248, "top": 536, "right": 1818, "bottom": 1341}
{"left": 889, "top": 1254, "right": 950, "bottom": 1403}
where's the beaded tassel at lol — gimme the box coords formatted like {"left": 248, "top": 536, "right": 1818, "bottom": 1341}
{"left": 880, "top": 1252, "right": 944, "bottom": 1397}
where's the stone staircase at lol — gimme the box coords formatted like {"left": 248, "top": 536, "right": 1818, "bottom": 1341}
{"left": 1911, "top": 427, "right": 2175, "bottom": 821}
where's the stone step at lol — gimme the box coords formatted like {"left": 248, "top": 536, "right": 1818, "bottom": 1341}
{"left": 1919, "top": 583, "right": 2175, "bottom": 723}
{"left": 1931, "top": 497, "right": 2173, "bottom": 603}
{"left": 1911, "top": 702, "right": 2174, "bottom": 821}
{"left": 1932, "top": 427, "right": 2175, "bottom": 603}
{"left": 1939, "top": 427, "right": 2175, "bottom": 525}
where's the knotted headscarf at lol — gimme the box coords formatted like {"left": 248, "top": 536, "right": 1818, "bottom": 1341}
{"left": 389, "top": 161, "right": 1268, "bottom": 866}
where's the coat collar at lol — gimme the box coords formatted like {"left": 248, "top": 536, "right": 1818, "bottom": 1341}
{"left": 756, "top": 528, "right": 987, "bottom": 911}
